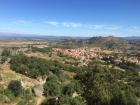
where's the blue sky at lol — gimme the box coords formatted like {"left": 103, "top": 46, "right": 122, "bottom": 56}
{"left": 0, "top": 0, "right": 140, "bottom": 37}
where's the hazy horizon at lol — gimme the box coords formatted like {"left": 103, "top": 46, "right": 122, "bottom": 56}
{"left": 1, "top": 32, "right": 140, "bottom": 38}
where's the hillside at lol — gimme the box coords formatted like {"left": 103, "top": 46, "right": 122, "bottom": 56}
{"left": 1, "top": 39, "right": 140, "bottom": 105}
{"left": 49, "top": 36, "right": 139, "bottom": 50}
{"left": 87, "top": 36, "right": 130, "bottom": 49}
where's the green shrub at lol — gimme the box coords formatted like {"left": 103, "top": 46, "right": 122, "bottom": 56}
{"left": 76, "top": 64, "right": 138, "bottom": 105}
{"left": 1, "top": 48, "right": 11, "bottom": 57}
{"left": 62, "top": 81, "right": 83, "bottom": 96}
{"left": 0, "top": 56, "right": 7, "bottom": 64}
{"left": 10, "top": 54, "right": 66, "bottom": 78}
{"left": 59, "top": 95, "right": 86, "bottom": 105}
{"left": 43, "top": 75, "right": 61, "bottom": 97}
{"left": 0, "top": 87, "right": 16, "bottom": 103}
{"left": 8, "top": 80, "right": 23, "bottom": 97}
{"left": 17, "top": 89, "right": 35, "bottom": 105}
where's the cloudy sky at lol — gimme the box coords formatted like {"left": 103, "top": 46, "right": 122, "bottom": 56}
{"left": 0, "top": 0, "right": 140, "bottom": 37}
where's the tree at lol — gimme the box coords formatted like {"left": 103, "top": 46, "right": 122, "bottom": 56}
{"left": 8, "top": 80, "right": 23, "bottom": 96}
{"left": 10, "top": 54, "right": 49, "bottom": 78}
{"left": 1, "top": 48, "right": 11, "bottom": 57}
{"left": 62, "top": 81, "right": 83, "bottom": 96}
{"left": 59, "top": 95, "right": 86, "bottom": 105}
{"left": 10, "top": 54, "right": 65, "bottom": 79}
{"left": 43, "top": 75, "right": 61, "bottom": 97}
{"left": 0, "top": 56, "right": 7, "bottom": 64}
{"left": 76, "top": 64, "right": 137, "bottom": 105}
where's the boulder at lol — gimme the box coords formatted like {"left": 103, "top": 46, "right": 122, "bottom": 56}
{"left": 32, "top": 84, "right": 43, "bottom": 97}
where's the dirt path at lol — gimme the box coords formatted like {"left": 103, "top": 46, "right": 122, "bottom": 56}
{"left": 35, "top": 96, "right": 45, "bottom": 105}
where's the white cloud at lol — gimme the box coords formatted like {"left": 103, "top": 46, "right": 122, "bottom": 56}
{"left": 45, "top": 20, "right": 122, "bottom": 31}
{"left": 45, "top": 21, "right": 59, "bottom": 26}
{"left": 61, "top": 22, "right": 82, "bottom": 28}
{"left": 45, "top": 21, "right": 82, "bottom": 28}
{"left": 16, "top": 20, "right": 29, "bottom": 24}
{"left": 129, "top": 26, "right": 140, "bottom": 34}
{"left": 88, "top": 25, "right": 122, "bottom": 30}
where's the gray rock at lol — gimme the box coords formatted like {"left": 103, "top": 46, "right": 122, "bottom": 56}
{"left": 32, "top": 84, "right": 43, "bottom": 97}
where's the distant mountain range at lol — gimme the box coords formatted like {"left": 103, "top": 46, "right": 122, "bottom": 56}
{"left": 123, "top": 36, "right": 140, "bottom": 40}
{"left": 0, "top": 32, "right": 89, "bottom": 40}
{"left": 0, "top": 32, "right": 140, "bottom": 41}
{"left": 1, "top": 32, "right": 140, "bottom": 50}
{"left": 46, "top": 36, "right": 140, "bottom": 50}
{"left": 86, "top": 36, "right": 129, "bottom": 49}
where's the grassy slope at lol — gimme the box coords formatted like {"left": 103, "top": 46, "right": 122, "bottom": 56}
{"left": 0, "top": 64, "right": 44, "bottom": 105}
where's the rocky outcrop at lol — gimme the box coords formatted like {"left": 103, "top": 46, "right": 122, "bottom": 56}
{"left": 32, "top": 84, "right": 44, "bottom": 97}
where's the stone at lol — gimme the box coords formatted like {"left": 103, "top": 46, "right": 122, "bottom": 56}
{"left": 32, "top": 84, "right": 43, "bottom": 97}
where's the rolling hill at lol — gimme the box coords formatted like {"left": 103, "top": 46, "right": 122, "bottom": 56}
{"left": 86, "top": 36, "right": 130, "bottom": 49}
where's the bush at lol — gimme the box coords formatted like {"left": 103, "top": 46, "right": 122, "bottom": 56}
{"left": 76, "top": 64, "right": 138, "bottom": 105}
{"left": 17, "top": 89, "right": 35, "bottom": 105}
{"left": 31, "top": 47, "right": 52, "bottom": 53}
{"left": 41, "top": 96, "right": 86, "bottom": 105}
{"left": 1, "top": 48, "right": 11, "bottom": 57}
{"left": 62, "top": 81, "right": 83, "bottom": 96}
{"left": 0, "top": 88, "right": 16, "bottom": 103}
{"left": 59, "top": 95, "right": 86, "bottom": 105}
{"left": 8, "top": 80, "right": 23, "bottom": 97}
{"left": 0, "top": 56, "right": 7, "bottom": 64}
{"left": 10, "top": 54, "right": 66, "bottom": 78}
{"left": 43, "top": 75, "right": 61, "bottom": 97}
